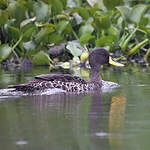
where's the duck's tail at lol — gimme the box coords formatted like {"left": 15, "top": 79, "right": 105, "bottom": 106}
{"left": 8, "top": 84, "right": 32, "bottom": 92}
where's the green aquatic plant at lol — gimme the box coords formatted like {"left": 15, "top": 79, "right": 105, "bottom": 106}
{"left": 0, "top": 0, "right": 150, "bottom": 66}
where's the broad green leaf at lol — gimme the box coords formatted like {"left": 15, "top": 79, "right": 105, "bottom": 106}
{"left": 8, "top": 1, "right": 25, "bottom": 27}
{"left": 96, "top": 35, "right": 114, "bottom": 47}
{"left": 103, "top": 0, "right": 123, "bottom": 10}
{"left": 79, "top": 33, "right": 95, "bottom": 45}
{"left": 21, "top": 24, "right": 37, "bottom": 41}
{"left": 79, "top": 24, "right": 94, "bottom": 37}
{"left": 0, "top": 10, "right": 8, "bottom": 26}
{"left": 116, "top": 6, "right": 130, "bottom": 22}
{"left": 56, "top": 21, "right": 71, "bottom": 34}
{"left": 7, "top": 26, "right": 21, "bottom": 41}
{"left": 48, "top": 0, "right": 63, "bottom": 14}
{"left": 129, "top": 4, "right": 148, "bottom": 24}
{"left": 23, "top": 41, "right": 36, "bottom": 50}
{"left": 34, "top": 1, "right": 51, "bottom": 22}
{"left": 66, "top": 41, "right": 83, "bottom": 57}
{"left": 0, "top": 44, "right": 12, "bottom": 62}
{"left": 49, "top": 33, "right": 63, "bottom": 44}
{"left": 108, "top": 25, "right": 119, "bottom": 40}
{"left": 72, "top": 7, "right": 89, "bottom": 20}
{"left": 35, "top": 27, "right": 55, "bottom": 44}
{"left": 95, "top": 15, "right": 110, "bottom": 30}
{"left": 87, "top": 0, "right": 106, "bottom": 10}
{"left": 32, "top": 51, "right": 50, "bottom": 66}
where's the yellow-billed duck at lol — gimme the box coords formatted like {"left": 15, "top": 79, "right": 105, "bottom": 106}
{"left": 8, "top": 48, "right": 124, "bottom": 93}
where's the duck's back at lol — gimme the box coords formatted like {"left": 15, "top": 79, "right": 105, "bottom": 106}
{"left": 8, "top": 74, "right": 95, "bottom": 93}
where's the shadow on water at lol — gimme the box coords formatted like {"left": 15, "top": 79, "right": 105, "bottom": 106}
{"left": 0, "top": 66, "right": 150, "bottom": 150}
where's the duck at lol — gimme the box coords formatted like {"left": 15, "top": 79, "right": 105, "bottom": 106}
{"left": 8, "top": 48, "right": 124, "bottom": 93}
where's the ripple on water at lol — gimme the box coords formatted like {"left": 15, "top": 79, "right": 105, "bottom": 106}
{"left": 0, "top": 88, "right": 66, "bottom": 97}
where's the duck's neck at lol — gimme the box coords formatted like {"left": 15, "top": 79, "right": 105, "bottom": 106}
{"left": 88, "top": 67, "right": 102, "bottom": 86}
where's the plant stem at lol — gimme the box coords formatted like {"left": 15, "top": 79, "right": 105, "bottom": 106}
{"left": 72, "top": 28, "right": 79, "bottom": 40}
{"left": 121, "top": 27, "right": 137, "bottom": 52}
{"left": 144, "top": 48, "right": 150, "bottom": 63}
{"left": 127, "top": 39, "right": 149, "bottom": 56}
{"left": 12, "top": 35, "right": 23, "bottom": 63}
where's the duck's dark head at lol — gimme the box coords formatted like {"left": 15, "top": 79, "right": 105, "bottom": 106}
{"left": 89, "top": 48, "right": 124, "bottom": 70}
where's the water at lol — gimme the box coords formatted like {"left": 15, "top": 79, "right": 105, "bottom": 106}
{"left": 0, "top": 65, "right": 150, "bottom": 150}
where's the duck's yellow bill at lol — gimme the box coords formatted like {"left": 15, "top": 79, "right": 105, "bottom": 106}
{"left": 109, "top": 56, "right": 124, "bottom": 67}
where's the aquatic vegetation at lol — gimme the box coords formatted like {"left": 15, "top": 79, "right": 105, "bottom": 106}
{"left": 0, "top": 0, "right": 150, "bottom": 66}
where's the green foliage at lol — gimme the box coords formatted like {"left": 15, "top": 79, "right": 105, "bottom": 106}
{"left": 0, "top": 10, "right": 8, "bottom": 26}
{"left": 66, "top": 41, "right": 83, "bottom": 57}
{"left": 32, "top": 51, "right": 50, "bottom": 66}
{"left": 0, "top": 44, "right": 12, "bottom": 62}
{"left": 0, "top": 0, "right": 150, "bottom": 66}
{"left": 33, "top": 1, "right": 51, "bottom": 22}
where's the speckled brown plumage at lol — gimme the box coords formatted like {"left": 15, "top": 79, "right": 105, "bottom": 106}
{"left": 8, "top": 74, "right": 100, "bottom": 92}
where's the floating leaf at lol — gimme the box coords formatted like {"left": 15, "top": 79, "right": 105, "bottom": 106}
{"left": 0, "top": 44, "right": 12, "bottom": 62}
{"left": 66, "top": 41, "right": 83, "bottom": 57}
{"left": 32, "top": 51, "right": 50, "bottom": 66}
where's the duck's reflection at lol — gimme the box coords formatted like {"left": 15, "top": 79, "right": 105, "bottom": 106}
{"left": 28, "top": 91, "right": 126, "bottom": 150}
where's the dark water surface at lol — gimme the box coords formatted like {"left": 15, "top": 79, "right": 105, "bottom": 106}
{"left": 0, "top": 65, "right": 150, "bottom": 150}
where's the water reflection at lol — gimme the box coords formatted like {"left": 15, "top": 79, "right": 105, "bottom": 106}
{"left": 109, "top": 95, "right": 126, "bottom": 150}
{"left": 19, "top": 91, "right": 125, "bottom": 150}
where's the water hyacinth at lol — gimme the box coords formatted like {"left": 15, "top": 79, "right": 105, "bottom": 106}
{"left": 0, "top": 0, "right": 150, "bottom": 66}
